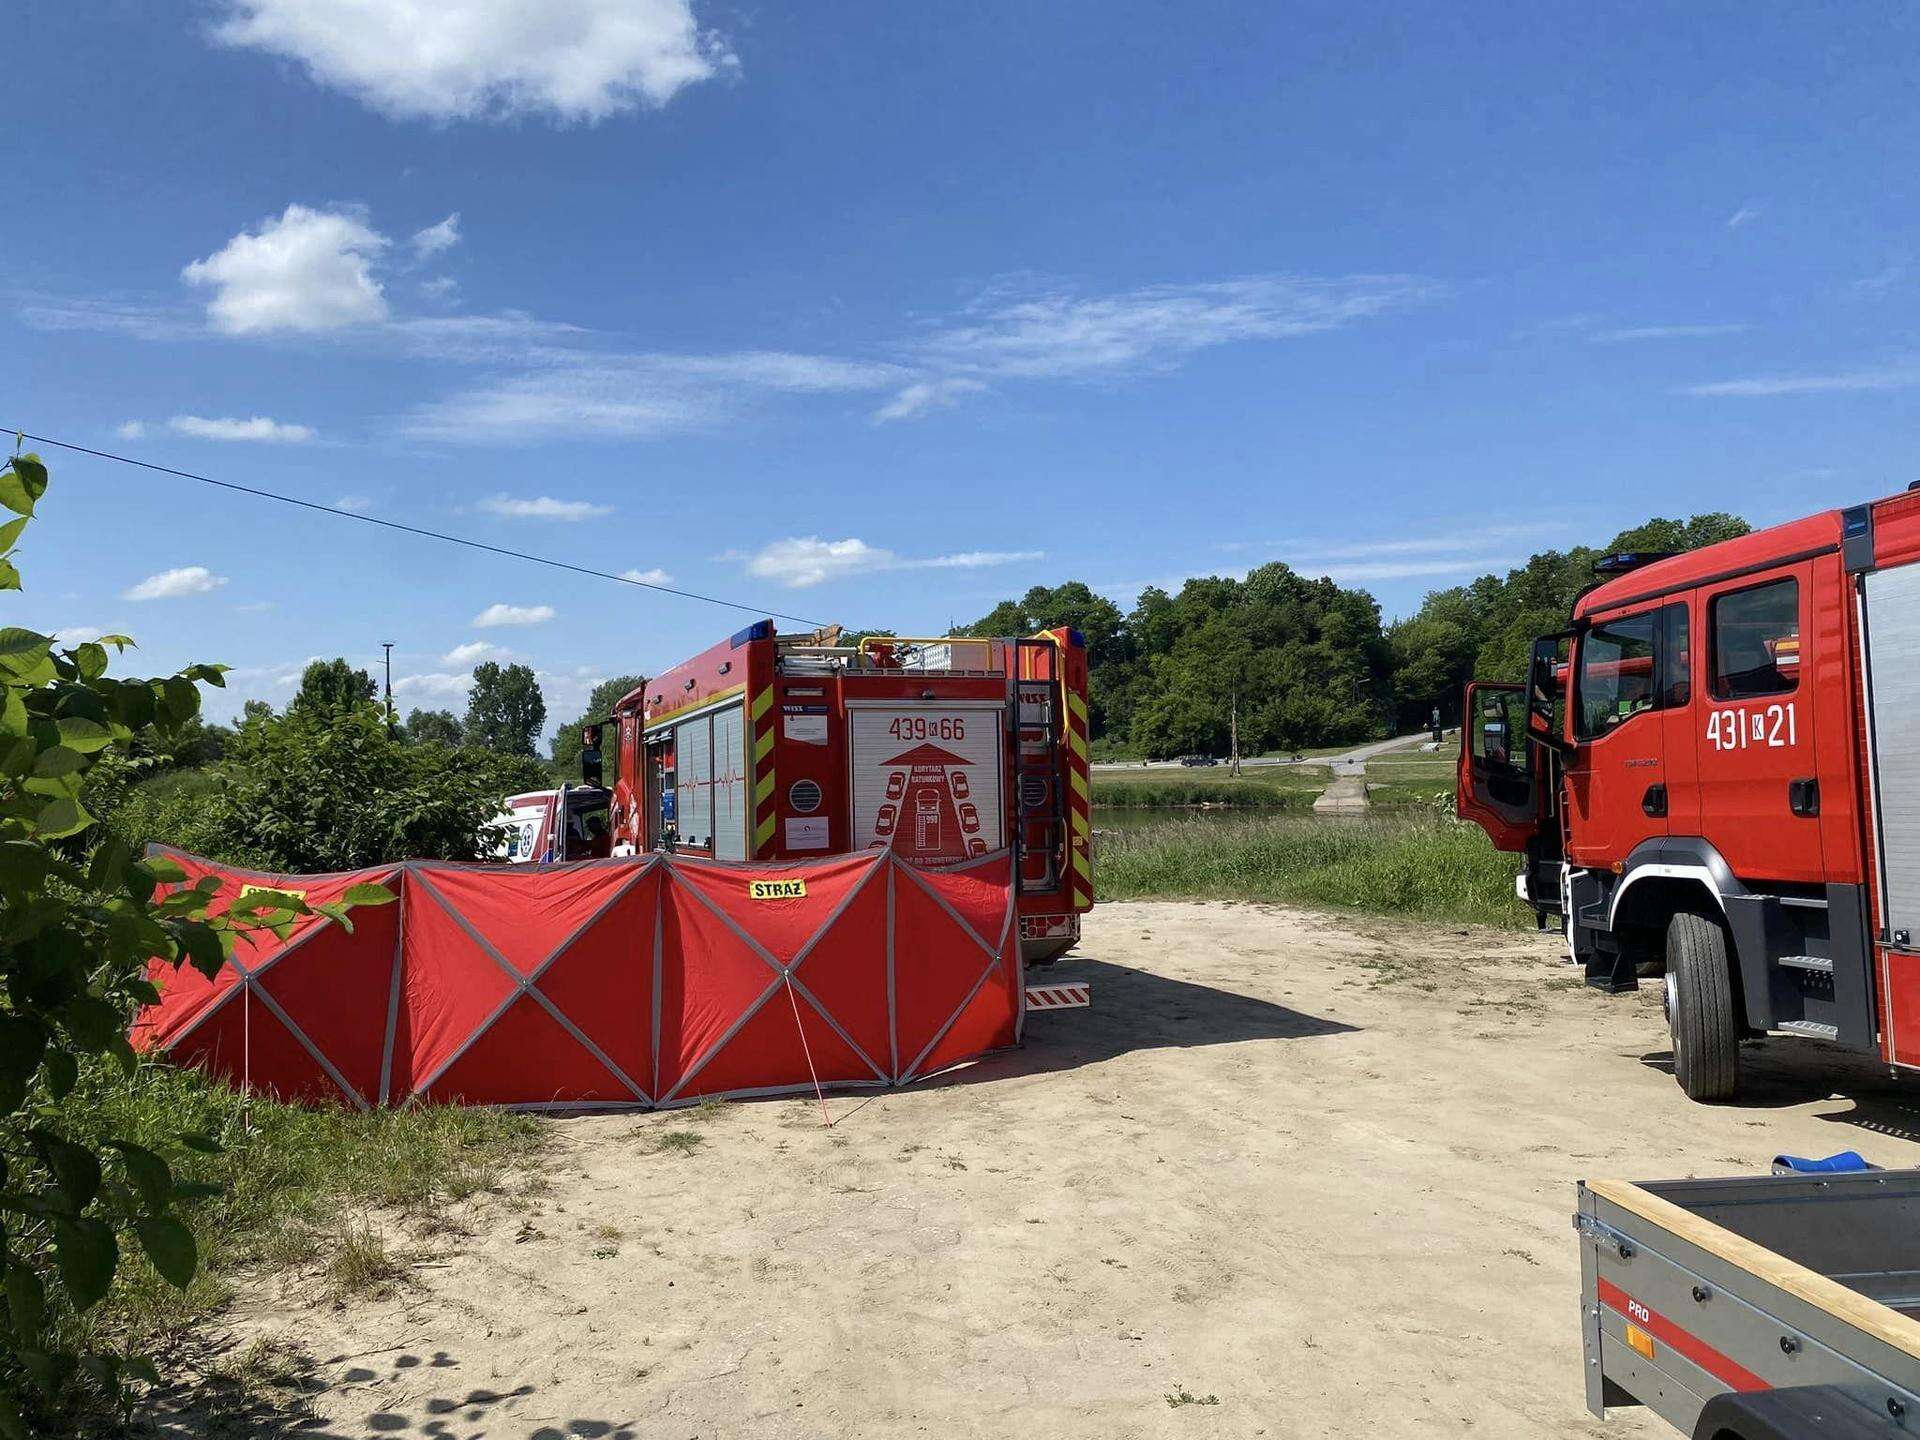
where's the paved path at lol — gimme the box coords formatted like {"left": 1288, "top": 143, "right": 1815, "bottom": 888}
{"left": 1092, "top": 730, "right": 1448, "bottom": 778}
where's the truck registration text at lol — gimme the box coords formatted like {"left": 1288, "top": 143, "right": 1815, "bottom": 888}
{"left": 888, "top": 715, "right": 967, "bottom": 742}
{"left": 1705, "top": 702, "right": 1797, "bottom": 753}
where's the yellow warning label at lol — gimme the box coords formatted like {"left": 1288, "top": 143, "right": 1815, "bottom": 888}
{"left": 749, "top": 878, "right": 808, "bottom": 901}
{"left": 238, "top": 883, "right": 307, "bottom": 904}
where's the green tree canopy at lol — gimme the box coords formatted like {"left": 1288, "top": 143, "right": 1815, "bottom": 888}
{"left": 211, "top": 704, "right": 547, "bottom": 872}
{"left": 550, "top": 675, "right": 643, "bottom": 780}
{"left": 1383, "top": 511, "right": 1756, "bottom": 724}
{"left": 463, "top": 662, "right": 546, "bottom": 757}
{"left": 966, "top": 510, "right": 1756, "bottom": 753}
{"left": 289, "top": 657, "right": 376, "bottom": 718}
{"left": 403, "top": 707, "right": 463, "bottom": 747}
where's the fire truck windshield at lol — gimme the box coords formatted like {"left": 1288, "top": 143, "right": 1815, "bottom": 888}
{"left": 1576, "top": 612, "right": 1658, "bottom": 740}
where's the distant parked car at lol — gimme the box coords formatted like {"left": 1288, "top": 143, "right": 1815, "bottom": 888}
{"left": 1178, "top": 754, "right": 1218, "bottom": 767}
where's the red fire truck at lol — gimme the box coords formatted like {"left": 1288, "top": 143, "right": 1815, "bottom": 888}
{"left": 1458, "top": 485, "right": 1920, "bottom": 1102}
{"left": 592, "top": 621, "right": 1094, "bottom": 963}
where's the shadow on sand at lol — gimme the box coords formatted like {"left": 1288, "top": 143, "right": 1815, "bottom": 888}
{"left": 1639, "top": 1039, "right": 1920, "bottom": 1150}
{"left": 137, "top": 1344, "right": 631, "bottom": 1440}
{"left": 949, "top": 952, "right": 1358, "bottom": 1088}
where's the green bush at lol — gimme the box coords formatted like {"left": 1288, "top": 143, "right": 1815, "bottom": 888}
{"left": 99, "top": 771, "right": 225, "bottom": 859}
{"left": 106, "top": 704, "right": 550, "bottom": 873}
{"left": 1095, "top": 814, "right": 1527, "bottom": 928}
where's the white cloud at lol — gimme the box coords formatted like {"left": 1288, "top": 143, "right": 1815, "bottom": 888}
{"left": 403, "top": 351, "right": 901, "bottom": 442}
{"left": 478, "top": 493, "right": 612, "bottom": 520}
{"left": 621, "top": 567, "right": 674, "bottom": 585}
{"left": 744, "top": 536, "right": 1042, "bottom": 589}
{"left": 18, "top": 298, "right": 194, "bottom": 341}
{"left": 918, "top": 274, "right": 1437, "bottom": 381}
{"left": 1284, "top": 524, "right": 1561, "bottom": 564}
{"left": 1685, "top": 367, "right": 1920, "bottom": 397}
{"left": 212, "top": 0, "right": 736, "bottom": 123}
{"left": 419, "top": 275, "right": 460, "bottom": 301}
{"left": 52, "top": 626, "right": 106, "bottom": 645}
{"left": 123, "top": 565, "right": 229, "bottom": 601}
{"left": 1299, "top": 556, "right": 1523, "bottom": 582}
{"left": 1727, "top": 204, "right": 1762, "bottom": 230}
{"left": 411, "top": 213, "right": 461, "bottom": 259}
{"left": 114, "top": 421, "right": 146, "bottom": 440}
{"left": 473, "top": 602, "right": 556, "bottom": 627}
{"left": 873, "top": 377, "right": 987, "bottom": 423}
{"left": 442, "top": 640, "right": 505, "bottom": 665}
{"left": 335, "top": 494, "right": 373, "bottom": 511}
{"left": 663, "top": 352, "right": 900, "bottom": 391}
{"left": 404, "top": 368, "right": 705, "bottom": 441}
{"left": 169, "top": 414, "right": 316, "bottom": 443}
{"left": 393, "top": 671, "right": 474, "bottom": 697}
{"left": 1589, "top": 324, "right": 1749, "bottom": 343}
{"left": 1853, "top": 265, "right": 1905, "bottom": 297}
{"left": 182, "top": 204, "right": 390, "bottom": 334}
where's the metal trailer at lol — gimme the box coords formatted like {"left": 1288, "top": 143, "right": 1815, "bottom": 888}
{"left": 1576, "top": 1171, "right": 1920, "bottom": 1438}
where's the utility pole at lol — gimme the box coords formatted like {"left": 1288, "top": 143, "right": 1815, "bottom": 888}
{"left": 1229, "top": 684, "right": 1242, "bottom": 777}
{"left": 382, "top": 642, "right": 395, "bottom": 736}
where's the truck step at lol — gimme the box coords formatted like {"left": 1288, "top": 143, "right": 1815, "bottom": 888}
{"left": 1778, "top": 1019, "right": 1840, "bottom": 1040}
{"left": 1777, "top": 954, "right": 1834, "bottom": 973}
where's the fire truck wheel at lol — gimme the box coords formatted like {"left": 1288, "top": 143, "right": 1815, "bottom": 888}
{"left": 1667, "top": 911, "right": 1739, "bottom": 1103}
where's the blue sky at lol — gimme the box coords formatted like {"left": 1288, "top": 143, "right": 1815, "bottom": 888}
{"left": 11, "top": 1, "right": 1920, "bottom": 732}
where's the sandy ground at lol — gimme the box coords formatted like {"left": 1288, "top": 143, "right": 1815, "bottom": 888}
{"left": 165, "top": 901, "right": 1920, "bottom": 1440}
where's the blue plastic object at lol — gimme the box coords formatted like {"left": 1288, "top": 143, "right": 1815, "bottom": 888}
{"left": 1770, "top": 1150, "right": 1878, "bottom": 1175}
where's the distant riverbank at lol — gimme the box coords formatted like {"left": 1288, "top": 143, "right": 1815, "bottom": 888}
{"left": 1093, "top": 812, "right": 1527, "bottom": 929}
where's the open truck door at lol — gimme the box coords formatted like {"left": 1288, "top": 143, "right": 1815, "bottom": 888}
{"left": 1457, "top": 631, "right": 1571, "bottom": 854}
{"left": 1457, "top": 682, "right": 1539, "bottom": 851}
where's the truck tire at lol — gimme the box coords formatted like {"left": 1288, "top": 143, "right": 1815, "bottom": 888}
{"left": 1668, "top": 910, "right": 1739, "bottom": 1103}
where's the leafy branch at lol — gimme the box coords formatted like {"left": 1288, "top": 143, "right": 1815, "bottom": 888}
{"left": 0, "top": 454, "right": 390, "bottom": 1435}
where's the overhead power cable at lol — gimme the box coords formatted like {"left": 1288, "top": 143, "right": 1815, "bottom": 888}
{"left": 6, "top": 429, "right": 827, "bottom": 628}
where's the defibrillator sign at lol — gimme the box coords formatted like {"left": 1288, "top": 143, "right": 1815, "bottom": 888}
{"left": 749, "top": 878, "right": 808, "bottom": 901}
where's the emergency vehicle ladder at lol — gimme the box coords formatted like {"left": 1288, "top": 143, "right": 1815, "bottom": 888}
{"left": 1011, "top": 638, "right": 1068, "bottom": 896}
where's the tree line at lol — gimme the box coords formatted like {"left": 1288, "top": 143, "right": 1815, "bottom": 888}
{"left": 962, "top": 511, "right": 1750, "bottom": 758}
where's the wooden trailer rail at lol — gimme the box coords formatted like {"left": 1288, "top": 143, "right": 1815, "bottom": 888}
{"left": 1578, "top": 1172, "right": 1920, "bottom": 1438}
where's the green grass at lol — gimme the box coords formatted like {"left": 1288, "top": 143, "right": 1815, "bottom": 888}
{"left": 52, "top": 1060, "right": 542, "bottom": 1365}
{"left": 1364, "top": 778, "right": 1457, "bottom": 809}
{"left": 1094, "top": 813, "right": 1527, "bottom": 928}
{"left": 650, "top": 1129, "right": 705, "bottom": 1156}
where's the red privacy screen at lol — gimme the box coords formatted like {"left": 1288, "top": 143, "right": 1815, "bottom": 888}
{"left": 132, "top": 846, "right": 1022, "bottom": 1110}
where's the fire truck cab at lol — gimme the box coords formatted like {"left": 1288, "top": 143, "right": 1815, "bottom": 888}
{"left": 1458, "top": 486, "right": 1920, "bottom": 1102}
{"left": 594, "top": 621, "right": 1094, "bottom": 964}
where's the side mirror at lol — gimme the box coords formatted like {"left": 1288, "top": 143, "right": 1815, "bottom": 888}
{"left": 580, "top": 723, "right": 604, "bottom": 787}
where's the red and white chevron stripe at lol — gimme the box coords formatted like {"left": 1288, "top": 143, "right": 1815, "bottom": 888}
{"left": 1024, "top": 982, "right": 1090, "bottom": 1011}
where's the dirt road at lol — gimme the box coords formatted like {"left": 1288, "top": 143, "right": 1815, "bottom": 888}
{"left": 189, "top": 901, "right": 1920, "bottom": 1439}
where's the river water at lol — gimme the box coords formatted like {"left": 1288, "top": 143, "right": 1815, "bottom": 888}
{"left": 1094, "top": 805, "right": 1290, "bottom": 834}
